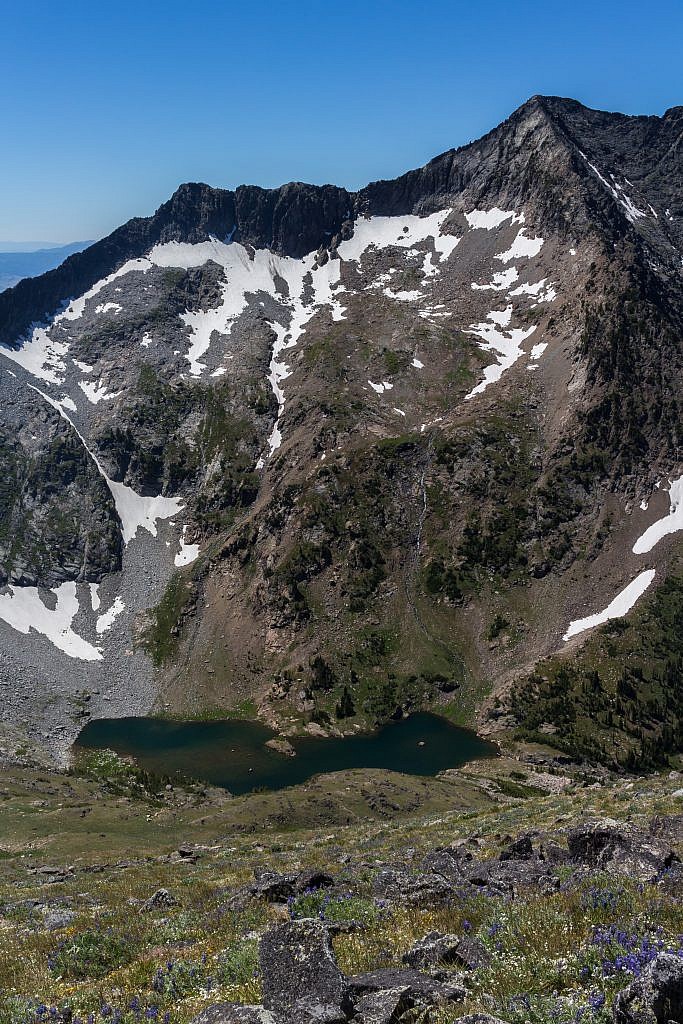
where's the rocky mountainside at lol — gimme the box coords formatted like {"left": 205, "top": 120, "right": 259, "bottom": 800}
{"left": 0, "top": 95, "right": 681, "bottom": 765}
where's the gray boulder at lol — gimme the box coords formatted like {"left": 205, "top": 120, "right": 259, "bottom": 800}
{"left": 450, "top": 935, "right": 491, "bottom": 971}
{"left": 41, "top": 907, "right": 76, "bottom": 930}
{"left": 402, "top": 932, "right": 463, "bottom": 969}
{"left": 348, "top": 967, "right": 467, "bottom": 1006}
{"left": 421, "top": 847, "right": 474, "bottom": 884}
{"left": 259, "top": 919, "right": 351, "bottom": 1016}
{"left": 139, "top": 888, "right": 179, "bottom": 913}
{"left": 568, "top": 819, "right": 677, "bottom": 881}
{"left": 454, "top": 1016, "right": 511, "bottom": 1024}
{"left": 353, "top": 987, "right": 414, "bottom": 1023}
{"left": 613, "top": 953, "right": 683, "bottom": 1023}
{"left": 284, "top": 999, "right": 348, "bottom": 1023}
{"left": 251, "top": 870, "right": 298, "bottom": 902}
{"left": 190, "top": 1006, "right": 279, "bottom": 1024}
{"left": 372, "top": 868, "right": 455, "bottom": 907}
{"left": 499, "top": 834, "right": 534, "bottom": 860}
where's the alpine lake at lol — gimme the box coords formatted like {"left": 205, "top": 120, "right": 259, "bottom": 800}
{"left": 74, "top": 712, "right": 497, "bottom": 795}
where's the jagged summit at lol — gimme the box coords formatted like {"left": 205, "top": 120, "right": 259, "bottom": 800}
{"left": 2, "top": 94, "right": 681, "bottom": 346}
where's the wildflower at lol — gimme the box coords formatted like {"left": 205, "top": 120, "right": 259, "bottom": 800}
{"left": 588, "top": 991, "right": 606, "bottom": 1010}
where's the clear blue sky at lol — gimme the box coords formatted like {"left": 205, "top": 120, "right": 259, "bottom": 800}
{"left": 2, "top": 0, "right": 682, "bottom": 242}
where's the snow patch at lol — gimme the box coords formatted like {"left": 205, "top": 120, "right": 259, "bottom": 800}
{"left": 175, "top": 526, "right": 200, "bottom": 567}
{"left": 632, "top": 474, "right": 683, "bottom": 554}
{"left": 1, "top": 326, "right": 69, "bottom": 384}
{"left": 0, "top": 582, "right": 102, "bottom": 661}
{"left": 96, "top": 596, "right": 125, "bottom": 635}
{"left": 471, "top": 268, "right": 519, "bottom": 292}
{"left": 465, "top": 322, "right": 536, "bottom": 399}
{"left": 495, "top": 230, "right": 544, "bottom": 263}
{"left": 465, "top": 208, "right": 524, "bottom": 230}
{"left": 563, "top": 569, "right": 656, "bottom": 641}
{"left": 79, "top": 380, "right": 122, "bottom": 404}
{"left": 487, "top": 305, "right": 513, "bottom": 327}
{"left": 337, "top": 209, "right": 459, "bottom": 265}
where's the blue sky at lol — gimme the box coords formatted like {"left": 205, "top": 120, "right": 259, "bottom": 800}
{"left": 2, "top": 0, "right": 682, "bottom": 242}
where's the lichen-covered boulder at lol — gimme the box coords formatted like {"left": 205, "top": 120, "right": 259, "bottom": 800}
{"left": 189, "top": 1005, "right": 280, "bottom": 1024}
{"left": 259, "top": 918, "right": 351, "bottom": 1016}
{"left": 613, "top": 953, "right": 683, "bottom": 1023}
{"left": 568, "top": 819, "right": 677, "bottom": 881}
{"left": 402, "top": 931, "right": 464, "bottom": 969}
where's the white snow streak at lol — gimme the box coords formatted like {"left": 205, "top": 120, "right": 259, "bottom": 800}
{"left": 632, "top": 474, "right": 683, "bottom": 554}
{"left": 579, "top": 153, "right": 649, "bottom": 225}
{"left": 96, "top": 596, "right": 125, "bottom": 635}
{"left": 563, "top": 569, "right": 656, "bottom": 641}
{"left": 28, "top": 384, "right": 183, "bottom": 545}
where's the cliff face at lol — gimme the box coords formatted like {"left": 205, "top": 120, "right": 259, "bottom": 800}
{"left": 0, "top": 95, "right": 681, "bottom": 765}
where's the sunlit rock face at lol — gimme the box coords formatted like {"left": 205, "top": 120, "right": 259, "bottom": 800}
{"left": 0, "top": 95, "right": 681, "bottom": 764}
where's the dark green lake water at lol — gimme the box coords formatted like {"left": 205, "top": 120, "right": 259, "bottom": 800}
{"left": 74, "top": 712, "right": 497, "bottom": 795}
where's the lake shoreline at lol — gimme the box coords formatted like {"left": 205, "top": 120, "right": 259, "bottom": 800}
{"left": 74, "top": 711, "right": 498, "bottom": 795}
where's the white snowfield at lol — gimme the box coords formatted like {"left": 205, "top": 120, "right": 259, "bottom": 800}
{"left": 495, "top": 229, "right": 544, "bottom": 263}
{"left": 1, "top": 326, "right": 69, "bottom": 384}
{"left": 0, "top": 582, "right": 102, "bottom": 661}
{"left": 633, "top": 474, "right": 683, "bottom": 554}
{"left": 0, "top": 204, "right": 555, "bottom": 456}
{"left": 471, "top": 268, "right": 520, "bottom": 292}
{"left": 563, "top": 569, "right": 656, "bottom": 641}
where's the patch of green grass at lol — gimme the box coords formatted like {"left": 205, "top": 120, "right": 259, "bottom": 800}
{"left": 142, "top": 571, "right": 195, "bottom": 666}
